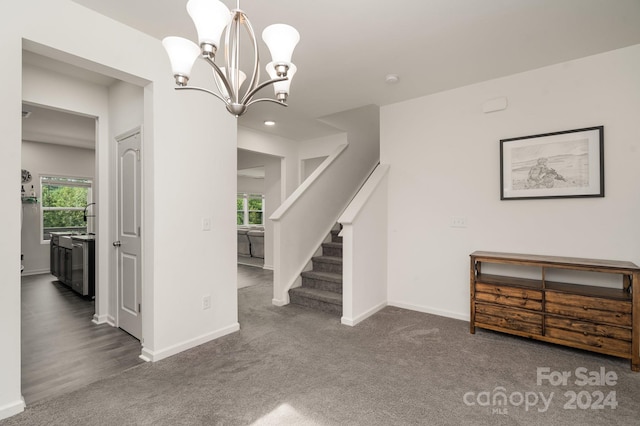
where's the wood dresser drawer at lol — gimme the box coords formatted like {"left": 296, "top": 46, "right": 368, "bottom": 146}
{"left": 475, "top": 283, "right": 543, "bottom": 310}
{"left": 475, "top": 303, "right": 542, "bottom": 335}
{"left": 545, "top": 325, "right": 631, "bottom": 356}
{"left": 545, "top": 317, "right": 632, "bottom": 341}
{"left": 545, "top": 291, "right": 632, "bottom": 327}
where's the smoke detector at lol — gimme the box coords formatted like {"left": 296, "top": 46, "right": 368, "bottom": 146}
{"left": 385, "top": 74, "right": 400, "bottom": 84}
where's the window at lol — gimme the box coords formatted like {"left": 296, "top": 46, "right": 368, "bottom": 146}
{"left": 41, "top": 176, "right": 93, "bottom": 241}
{"left": 237, "top": 193, "right": 264, "bottom": 226}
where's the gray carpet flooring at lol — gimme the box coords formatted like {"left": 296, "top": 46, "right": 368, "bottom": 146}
{"left": 3, "top": 278, "right": 639, "bottom": 425}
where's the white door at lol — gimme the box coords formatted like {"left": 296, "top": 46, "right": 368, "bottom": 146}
{"left": 115, "top": 129, "right": 142, "bottom": 340}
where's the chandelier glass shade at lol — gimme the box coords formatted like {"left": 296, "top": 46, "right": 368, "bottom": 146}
{"left": 162, "top": 0, "right": 300, "bottom": 117}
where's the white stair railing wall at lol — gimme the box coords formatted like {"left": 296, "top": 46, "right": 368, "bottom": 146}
{"left": 338, "top": 164, "right": 390, "bottom": 326}
{"left": 270, "top": 105, "right": 380, "bottom": 306}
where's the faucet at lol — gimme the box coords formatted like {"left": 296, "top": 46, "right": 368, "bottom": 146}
{"left": 83, "top": 202, "right": 96, "bottom": 222}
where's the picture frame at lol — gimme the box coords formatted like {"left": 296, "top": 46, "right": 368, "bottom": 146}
{"left": 500, "top": 126, "right": 604, "bottom": 200}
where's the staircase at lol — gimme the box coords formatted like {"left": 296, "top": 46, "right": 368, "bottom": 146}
{"left": 288, "top": 227, "right": 343, "bottom": 315}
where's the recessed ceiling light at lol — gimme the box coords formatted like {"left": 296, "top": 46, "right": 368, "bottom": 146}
{"left": 264, "top": 120, "right": 276, "bottom": 126}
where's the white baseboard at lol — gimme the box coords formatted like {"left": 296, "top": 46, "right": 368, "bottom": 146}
{"left": 140, "top": 322, "right": 240, "bottom": 362}
{"left": 272, "top": 298, "right": 287, "bottom": 306}
{"left": 388, "top": 300, "right": 469, "bottom": 322}
{"left": 341, "top": 301, "right": 387, "bottom": 326}
{"left": 262, "top": 264, "right": 274, "bottom": 271}
{"left": 92, "top": 313, "right": 112, "bottom": 325}
{"left": 0, "top": 397, "right": 25, "bottom": 421}
{"left": 21, "top": 269, "right": 50, "bottom": 277}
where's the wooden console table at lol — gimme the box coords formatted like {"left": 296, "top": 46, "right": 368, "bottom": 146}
{"left": 469, "top": 251, "right": 640, "bottom": 371}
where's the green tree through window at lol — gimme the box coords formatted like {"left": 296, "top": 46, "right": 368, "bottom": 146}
{"left": 247, "top": 197, "right": 263, "bottom": 225}
{"left": 237, "top": 193, "right": 264, "bottom": 226}
{"left": 41, "top": 176, "right": 92, "bottom": 240}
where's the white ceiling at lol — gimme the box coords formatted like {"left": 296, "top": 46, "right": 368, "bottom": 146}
{"left": 69, "top": 0, "right": 640, "bottom": 141}
{"left": 22, "top": 102, "right": 96, "bottom": 150}
{"left": 32, "top": 0, "right": 640, "bottom": 142}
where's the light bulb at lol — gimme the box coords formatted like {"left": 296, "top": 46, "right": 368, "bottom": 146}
{"left": 266, "top": 62, "right": 297, "bottom": 98}
{"left": 214, "top": 67, "right": 247, "bottom": 98}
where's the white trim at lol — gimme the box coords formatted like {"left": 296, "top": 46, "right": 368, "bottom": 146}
{"left": 0, "top": 397, "right": 25, "bottom": 421}
{"left": 338, "top": 164, "right": 389, "bottom": 225}
{"left": 20, "top": 268, "right": 50, "bottom": 276}
{"left": 262, "top": 264, "right": 274, "bottom": 271}
{"left": 91, "top": 313, "right": 113, "bottom": 325}
{"left": 388, "top": 301, "right": 469, "bottom": 322}
{"left": 271, "top": 144, "right": 348, "bottom": 221}
{"left": 272, "top": 298, "right": 287, "bottom": 306}
{"left": 139, "top": 322, "right": 240, "bottom": 362}
{"left": 341, "top": 301, "right": 387, "bottom": 326}
{"left": 138, "top": 350, "right": 152, "bottom": 362}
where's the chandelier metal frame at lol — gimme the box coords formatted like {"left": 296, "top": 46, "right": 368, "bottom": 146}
{"left": 163, "top": 0, "right": 299, "bottom": 117}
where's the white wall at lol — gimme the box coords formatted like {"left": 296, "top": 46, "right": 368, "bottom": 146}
{"left": 382, "top": 44, "right": 640, "bottom": 321}
{"left": 298, "top": 134, "right": 347, "bottom": 185}
{"left": 301, "top": 156, "right": 327, "bottom": 184}
{"left": 21, "top": 141, "right": 95, "bottom": 275}
{"left": 1, "top": 1, "right": 237, "bottom": 419}
{"left": 237, "top": 176, "right": 265, "bottom": 194}
{"left": 238, "top": 127, "right": 299, "bottom": 198}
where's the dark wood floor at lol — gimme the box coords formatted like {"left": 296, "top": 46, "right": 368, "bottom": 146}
{"left": 22, "top": 268, "right": 268, "bottom": 404}
{"left": 21, "top": 274, "right": 143, "bottom": 405}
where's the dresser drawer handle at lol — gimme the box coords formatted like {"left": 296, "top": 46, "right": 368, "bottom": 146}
{"left": 583, "top": 306, "right": 589, "bottom": 310}
{"left": 583, "top": 331, "right": 589, "bottom": 336}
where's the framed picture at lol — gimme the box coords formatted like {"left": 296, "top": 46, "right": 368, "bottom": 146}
{"left": 500, "top": 126, "right": 604, "bottom": 200}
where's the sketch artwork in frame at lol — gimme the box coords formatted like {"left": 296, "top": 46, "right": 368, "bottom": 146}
{"left": 500, "top": 126, "right": 604, "bottom": 200}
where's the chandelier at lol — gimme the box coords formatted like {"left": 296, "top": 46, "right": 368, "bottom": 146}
{"left": 162, "top": 0, "right": 300, "bottom": 117}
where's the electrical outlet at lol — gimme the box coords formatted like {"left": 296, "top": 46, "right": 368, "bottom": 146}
{"left": 202, "top": 217, "right": 211, "bottom": 231}
{"left": 450, "top": 216, "right": 468, "bottom": 228}
{"left": 202, "top": 295, "right": 211, "bottom": 310}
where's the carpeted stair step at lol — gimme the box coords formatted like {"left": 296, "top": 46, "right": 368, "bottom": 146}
{"left": 330, "top": 229, "right": 342, "bottom": 244}
{"left": 301, "top": 270, "right": 342, "bottom": 294}
{"left": 289, "top": 287, "right": 342, "bottom": 315}
{"left": 322, "top": 241, "right": 343, "bottom": 257}
{"left": 311, "top": 256, "right": 342, "bottom": 274}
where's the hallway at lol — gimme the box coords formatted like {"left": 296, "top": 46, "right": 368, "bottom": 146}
{"left": 21, "top": 274, "right": 143, "bottom": 404}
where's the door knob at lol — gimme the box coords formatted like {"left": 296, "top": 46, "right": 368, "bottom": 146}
{"left": 113, "top": 241, "right": 122, "bottom": 247}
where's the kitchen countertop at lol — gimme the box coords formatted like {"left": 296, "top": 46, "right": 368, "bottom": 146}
{"left": 71, "top": 235, "right": 95, "bottom": 242}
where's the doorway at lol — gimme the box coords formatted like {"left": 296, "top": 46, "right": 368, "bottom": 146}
{"left": 20, "top": 50, "right": 145, "bottom": 404}
{"left": 237, "top": 148, "right": 283, "bottom": 271}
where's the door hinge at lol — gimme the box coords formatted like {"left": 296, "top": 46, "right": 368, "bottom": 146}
{"left": 138, "top": 226, "right": 141, "bottom": 237}
{"left": 135, "top": 149, "right": 141, "bottom": 161}
{"left": 138, "top": 303, "right": 141, "bottom": 313}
